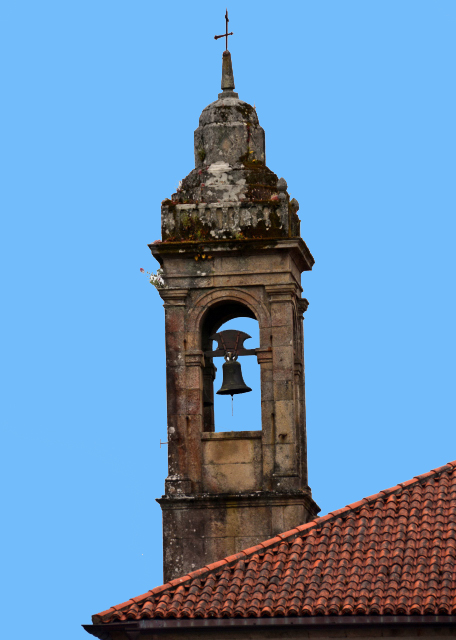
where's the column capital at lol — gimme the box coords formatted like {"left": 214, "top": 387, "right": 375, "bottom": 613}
{"left": 297, "top": 298, "right": 309, "bottom": 316}
{"left": 256, "top": 348, "right": 273, "bottom": 365}
{"left": 159, "top": 288, "right": 188, "bottom": 306}
{"left": 185, "top": 350, "right": 205, "bottom": 367}
{"left": 294, "top": 360, "right": 303, "bottom": 376}
{"left": 265, "top": 284, "right": 300, "bottom": 303}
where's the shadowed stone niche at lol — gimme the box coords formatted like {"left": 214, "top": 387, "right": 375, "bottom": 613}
{"left": 151, "top": 50, "right": 319, "bottom": 583}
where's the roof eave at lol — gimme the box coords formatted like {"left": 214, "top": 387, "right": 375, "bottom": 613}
{"left": 84, "top": 615, "right": 456, "bottom": 638}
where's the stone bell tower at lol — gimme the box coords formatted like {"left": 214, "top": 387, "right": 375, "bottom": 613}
{"left": 151, "top": 49, "right": 320, "bottom": 582}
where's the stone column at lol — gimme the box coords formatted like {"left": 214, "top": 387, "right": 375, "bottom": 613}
{"left": 297, "top": 298, "right": 309, "bottom": 486}
{"left": 202, "top": 362, "right": 216, "bottom": 433}
{"left": 159, "top": 289, "right": 192, "bottom": 496}
{"left": 184, "top": 350, "right": 205, "bottom": 493}
{"left": 257, "top": 348, "right": 274, "bottom": 490}
{"left": 266, "top": 285, "right": 299, "bottom": 491}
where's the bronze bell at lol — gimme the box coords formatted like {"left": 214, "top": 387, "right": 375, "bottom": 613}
{"left": 216, "top": 353, "right": 252, "bottom": 396}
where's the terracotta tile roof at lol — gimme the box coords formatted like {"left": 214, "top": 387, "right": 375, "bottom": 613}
{"left": 93, "top": 461, "right": 456, "bottom": 622}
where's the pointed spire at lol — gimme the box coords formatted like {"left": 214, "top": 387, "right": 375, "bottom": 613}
{"left": 222, "top": 50, "right": 235, "bottom": 90}
{"left": 219, "top": 51, "right": 239, "bottom": 99}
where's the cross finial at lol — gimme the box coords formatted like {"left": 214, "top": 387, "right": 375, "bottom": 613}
{"left": 214, "top": 9, "right": 233, "bottom": 51}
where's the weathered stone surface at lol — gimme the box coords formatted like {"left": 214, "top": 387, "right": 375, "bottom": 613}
{"left": 160, "top": 200, "right": 300, "bottom": 241}
{"left": 202, "top": 432, "right": 258, "bottom": 464}
{"left": 201, "top": 431, "right": 262, "bottom": 493}
{"left": 195, "top": 97, "right": 264, "bottom": 167}
{"left": 203, "top": 462, "right": 257, "bottom": 493}
{"left": 221, "top": 50, "right": 236, "bottom": 92}
{"left": 158, "top": 492, "right": 318, "bottom": 581}
{"left": 159, "top": 51, "right": 301, "bottom": 242}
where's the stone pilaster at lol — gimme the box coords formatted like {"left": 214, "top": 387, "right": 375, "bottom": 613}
{"left": 266, "top": 285, "right": 300, "bottom": 491}
{"left": 159, "top": 289, "right": 192, "bottom": 497}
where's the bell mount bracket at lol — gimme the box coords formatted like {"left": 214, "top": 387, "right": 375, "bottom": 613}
{"left": 205, "top": 329, "right": 257, "bottom": 359}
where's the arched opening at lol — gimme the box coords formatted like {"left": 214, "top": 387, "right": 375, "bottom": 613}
{"left": 201, "top": 301, "right": 261, "bottom": 433}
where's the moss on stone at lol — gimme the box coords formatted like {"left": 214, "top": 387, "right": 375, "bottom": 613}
{"left": 164, "top": 211, "right": 213, "bottom": 242}
{"left": 234, "top": 103, "right": 256, "bottom": 120}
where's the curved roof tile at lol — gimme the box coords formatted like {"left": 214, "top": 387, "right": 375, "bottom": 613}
{"left": 93, "top": 460, "right": 456, "bottom": 623}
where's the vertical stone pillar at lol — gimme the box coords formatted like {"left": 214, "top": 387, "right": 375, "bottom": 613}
{"left": 257, "top": 348, "right": 274, "bottom": 489}
{"left": 266, "top": 285, "right": 299, "bottom": 491}
{"left": 159, "top": 289, "right": 192, "bottom": 496}
{"left": 297, "top": 298, "right": 309, "bottom": 486}
{"left": 184, "top": 350, "right": 205, "bottom": 493}
{"left": 202, "top": 362, "right": 216, "bottom": 433}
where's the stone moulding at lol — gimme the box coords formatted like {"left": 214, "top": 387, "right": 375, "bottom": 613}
{"left": 150, "top": 237, "right": 315, "bottom": 274}
{"left": 157, "top": 490, "right": 316, "bottom": 507}
{"left": 158, "top": 288, "right": 188, "bottom": 306}
{"left": 161, "top": 200, "right": 300, "bottom": 241}
{"left": 201, "top": 430, "right": 262, "bottom": 441}
{"left": 184, "top": 350, "right": 205, "bottom": 367}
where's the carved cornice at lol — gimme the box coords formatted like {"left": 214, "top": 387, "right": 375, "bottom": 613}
{"left": 150, "top": 238, "right": 314, "bottom": 273}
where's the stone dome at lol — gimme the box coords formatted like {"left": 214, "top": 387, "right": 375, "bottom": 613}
{"left": 160, "top": 51, "right": 301, "bottom": 242}
{"left": 194, "top": 95, "right": 265, "bottom": 169}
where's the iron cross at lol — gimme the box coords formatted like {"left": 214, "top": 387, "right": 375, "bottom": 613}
{"left": 214, "top": 9, "right": 233, "bottom": 51}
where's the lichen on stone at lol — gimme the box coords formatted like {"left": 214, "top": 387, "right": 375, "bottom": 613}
{"left": 161, "top": 81, "right": 300, "bottom": 242}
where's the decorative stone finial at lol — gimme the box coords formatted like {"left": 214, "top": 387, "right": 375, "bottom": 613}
{"left": 219, "top": 51, "right": 238, "bottom": 99}
{"left": 221, "top": 50, "right": 235, "bottom": 90}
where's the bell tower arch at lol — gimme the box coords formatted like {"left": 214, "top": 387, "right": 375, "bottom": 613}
{"left": 151, "top": 50, "right": 320, "bottom": 582}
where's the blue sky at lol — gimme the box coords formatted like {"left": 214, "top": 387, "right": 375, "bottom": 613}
{"left": 1, "top": 2, "right": 455, "bottom": 639}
